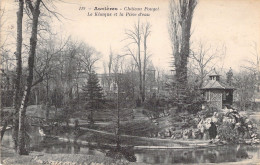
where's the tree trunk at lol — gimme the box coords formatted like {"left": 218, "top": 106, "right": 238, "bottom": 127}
{"left": 175, "top": 62, "right": 188, "bottom": 111}
{"left": 13, "top": 0, "right": 24, "bottom": 152}
{"left": 76, "top": 82, "right": 79, "bottom": 110}
{"left": 142, "top": 37, "right": 147, "bottom": 102}
{"left": 116, "top": 76, "right": 121, "bottom": 150}
{"left": 137, "top": 22, "right": 143, "bottom": 103}
{"left": 169, "top": 0, "right": 197, "bottom": 112}
{"left": 142, "top": 23, "right": 150, "bottom": 102}
{"left": 18, "top": 0, "right": 41, "bottom": 155}
{"left": 45, "top": 74, "right": 49, "bottom": 120}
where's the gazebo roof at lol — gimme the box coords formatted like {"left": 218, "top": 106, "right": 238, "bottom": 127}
{"left": 201, "top": 80, "right": 235, "bottom": 90}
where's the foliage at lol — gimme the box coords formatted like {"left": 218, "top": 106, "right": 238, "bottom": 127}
{"left": 170, "top": 81, "right": 205, "bottom": 113}
{"left": 143, "top": 94, "right": 159, "bottom": 111}
{"left": 234, "top": 71, "right": 257, "bottom": 110}
{"left": 82, "top": 71, "right": 104, "bottom": 123}
{"left": 226, "top": 68, "right": 233, "bottom": 85}
{"left": 197, "top": 108, "right": 259, "bottom": 144}
{"left": 82, "top": 72, "right": 104, "bottom": 108}
{"left": 184, "top": 86, "right": 205, "bottom": 114}
{"left": 218, "top": 123, "right": 240, "bottom": 143}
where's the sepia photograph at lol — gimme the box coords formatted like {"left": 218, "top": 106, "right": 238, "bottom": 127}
{"left": 0, "top": 0, "right": 260, "bottom": 164}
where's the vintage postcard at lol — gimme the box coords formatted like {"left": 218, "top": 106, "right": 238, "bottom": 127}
{"left": 1, "top": 0, "right": 260, "bottom": 164}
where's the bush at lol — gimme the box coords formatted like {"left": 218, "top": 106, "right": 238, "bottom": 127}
{"left": 143, "top": 94, "right": 159, "bottom": 111}
{"left": 169, "top": 82, "right": 205, "bottom": 114}
{"left": 218, "top": 123, "right": 240, "bottom": 143}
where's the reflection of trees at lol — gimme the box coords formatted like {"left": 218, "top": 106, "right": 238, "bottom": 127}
{"left": 236, "top": 145, "right": 249, "bottom": 159}
{"left": 66, "top": 143, "right": 72, "bottom": 153}
{"left": 154, "top": 155, "right": 161, "bottom": 164}
{"left": 171, "top": 151, "right": 194, "bottom": 163}
{"left": 204, "top": 151, "right": 217, "bottom": 163}
{"left": 73, "top": 143, "right": 80, "bottom": 154}
{"left": 134, "top": 147, "right": 251, "bottom": 164}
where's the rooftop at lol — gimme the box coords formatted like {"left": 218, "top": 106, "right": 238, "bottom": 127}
{"left": 201, "top": 80, "right": 235, "bottom": 90}
{"left": 201, "top": 71, "right": 235, "bottom": 90}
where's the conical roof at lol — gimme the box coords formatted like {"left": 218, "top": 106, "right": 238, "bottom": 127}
{"left": 201, "top": 80, "right": 235, "bottom": 90}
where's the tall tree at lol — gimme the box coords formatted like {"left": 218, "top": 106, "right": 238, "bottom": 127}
{"left": 125, "top": 21, "right": 151, "bottom": 103}
{"left": 13, "top": 0, "right": 24, "bottom": 151}
{"left": 18, "top": 0, "right": 41, "bottom": 155}
{"left": 142, "top": 23, "right": 151, "bottom": 102}
{"left": 168, "top": 0, "right": 197, "bottom": 111}
{"left": 243, "top": 42, "right": 260, "bottom": 92}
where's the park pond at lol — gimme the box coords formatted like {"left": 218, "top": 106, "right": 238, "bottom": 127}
{"left": 2, "top": 126, "right": 260, "bottom": 164}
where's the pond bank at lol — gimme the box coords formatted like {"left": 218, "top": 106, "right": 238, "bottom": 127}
{"left": 1, "top": 146, "right": 129, "bottom": 165}
{"left": 41, "top": 125, "right": 219, "bottom": 149}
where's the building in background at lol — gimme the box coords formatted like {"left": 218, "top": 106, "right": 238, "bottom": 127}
{"left": 201, "top": 72, "right": 235, "bottom": 110}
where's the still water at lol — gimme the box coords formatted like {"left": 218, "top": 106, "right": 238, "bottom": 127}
{"left": 2, "top": 127, "right": 260, "bottom": 164}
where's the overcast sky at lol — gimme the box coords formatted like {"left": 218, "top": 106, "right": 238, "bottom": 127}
{"left": 2, "top": 0, "right": 260, "bottom": 73}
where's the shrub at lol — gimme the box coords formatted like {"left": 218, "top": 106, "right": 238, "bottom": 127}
{"left": 218, "top": 123, "right": 240, "bottom": 143}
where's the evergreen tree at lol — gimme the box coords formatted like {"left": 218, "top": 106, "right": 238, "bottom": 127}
{"left": 82, "top": 71, "right": 103, "bottom": 124}
{"left": 226, "top": 67, "right": 233, "bottom": 85}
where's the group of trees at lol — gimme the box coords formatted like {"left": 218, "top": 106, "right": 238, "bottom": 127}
{"left": 1, "top": 0, "right": 259, "bottom": 156}
{"left": 0, "top": 0, "right": 102, "bottom": 155}
{"left": 1, "top": 0, "right": 159, "bottom": 154}
{"left": 168, "top": 0, "right": 259, "bottom": 113}
{"left": 124, "top": 21, "right": 152, "bottom": 103}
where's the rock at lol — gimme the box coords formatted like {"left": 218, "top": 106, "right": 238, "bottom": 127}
{"left": 191, "top": 128, "right": 201, "bottom": 139}
{"left": 171, "top": 130, "right": 182, "bottom": 139}
{"left": 183, "top": 129, "right": 192, "bottom": 139}
{"left": 198, "top": 121, "right": 205, "bottom": 133}
{"left": 212, "top": 117, "right": 218, "bottom": 123}
{"left": 245, "top": 118, "right": 250, "bottom": 124}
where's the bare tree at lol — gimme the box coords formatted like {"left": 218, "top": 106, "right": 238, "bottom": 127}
{"left": 142, "top": 23, "right": 151, "bottom": 102}
{"left": 168, "top": 0, "right": 197, "bottom": 111}
{"left": 110, "top": 55, "right": 131, "bottom": 150}
{"left": 0, "top": 0, "right": 26, "bottom": 150}
{"left": 12, "top": 0, "right": 24, "bottom": 151}
{"left": 240, "top": 42, "right": 260, "bottom": 105}
{"left": 34, "top": 35, "right": 69, "bottom": 118}
{"left": 125, "top": 20, "right": 142, "bottom": 102}
{"left": 244, "top": 42, "right": 260, "bottom": 92}
{"left": 124, "top": 21, "right": 151, "bottom": 103}
{"left": 18, "top": 0, "right": 41, "bottom": 155}
{"left": 107, "top": 47, "right": 113, "bottom": 89}
{"left": 78, "top": 43, "right": 101, "bottom": 74}
{"left": 0, "top": 6, "right": 8, "bottom": 51}
{"left": 190, "top": 41, "right": 226, "bottom": 87}
{"left": 234, "top": 71, "right": 256, "bottom": 111}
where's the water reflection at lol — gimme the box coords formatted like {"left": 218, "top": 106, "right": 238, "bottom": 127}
{"left": 1, "top": 127, "right": 260, "bottom": 164}
{"left": 135, "top": 145, "right": 260, "bottom": 164}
